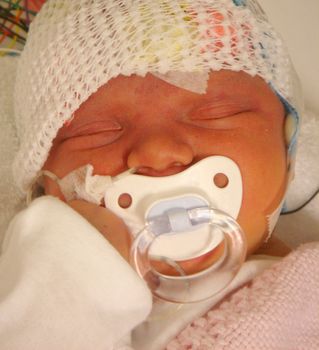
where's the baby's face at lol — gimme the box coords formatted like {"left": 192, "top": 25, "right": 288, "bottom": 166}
{"left": 44, "top": 70, "right": 287, "bottom": 255}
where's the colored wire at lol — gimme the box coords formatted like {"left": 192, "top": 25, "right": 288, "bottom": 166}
{"left": 0, "top": 0, "right": 45, "bottom": 38}
{"left": 0, "top": 0, "right": 45, "bottom": 56}
{"left": 5, "top": 19, "right": 21, "bottom": 54}
{"left": 31, "top": 0, "right": 45, "bottom": 12}
{"left": 1, "top": 0, "right": 23, "bottom": 9}
{"left": 24, "top": 0, "right": 30, "bottom": 25}
{"left": 0, "top": 5, "right": 29, "bottom": 30}
{"left": 0, "top": 0, "right": 44, "bottom": 48}
{"left": 0, "top": 12, "right": 27, "bottom": 33}
{"left": 0, "top": 0, "right": 37, "bottom": 16}
{"left": 0, "top": 47, "right": 21, "bottom": 54}
{"left": 0, "top": 20, "right": 25, "bottom": 44}
{"left": 0, "top": 0, "right": 44, "bottom": 54}
{"left": 0, "top": 4, "right": 24, "bottom": 44}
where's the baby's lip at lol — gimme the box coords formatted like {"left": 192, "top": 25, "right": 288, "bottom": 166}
{"left": 150, "top": 241, "right": 226, "bottom": 277}
{"left": 134, "top": 165, "right": 190, "bottom": 177}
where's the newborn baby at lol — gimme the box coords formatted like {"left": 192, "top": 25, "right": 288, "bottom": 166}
{"left": 43, "top": 70, "right": 289, "bottom": 272}
{"left": 1, "top": 0, "right": 318, "bottom": 349}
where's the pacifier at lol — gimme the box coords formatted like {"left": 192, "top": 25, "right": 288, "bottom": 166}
{"left": 31, "top": 156, "right": 247, "bottom": 303}
{"left": 103, "top": 156, "right": 247, "bottom": 303}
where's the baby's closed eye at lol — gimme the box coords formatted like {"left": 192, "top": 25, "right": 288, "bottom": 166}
{"left": 184, "top": 101, "right": 255, "bottom": 129}
{"left": 59, "top": 120, "right": 124, "bottom": 149}
{"left": 67, "top": 120, "right": 123, "bottom": 137}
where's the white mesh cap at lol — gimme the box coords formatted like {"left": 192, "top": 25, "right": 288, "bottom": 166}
{"left": 14, "top": 0, "right": 300, "bottom": 192}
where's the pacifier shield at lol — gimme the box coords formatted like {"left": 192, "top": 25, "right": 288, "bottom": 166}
{"left": 104, "top": 156, "right": 243, "bottom": 237}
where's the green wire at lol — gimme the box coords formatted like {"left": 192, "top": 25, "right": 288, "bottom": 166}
{"left": 0, "top": 0, "right": 40, "bottom": 43}
{"left": 0, "top": 0, "right": 37, "bottom": 16}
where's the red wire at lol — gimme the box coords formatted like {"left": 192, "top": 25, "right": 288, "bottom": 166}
{"left": 0, "top": 0, "right": 46, "bottom": 45}
{"left": 0, "top": 8, "right": 24, "bottom": 45}
{"left": 29, "top": 0, "right": 45, "bottom": 12}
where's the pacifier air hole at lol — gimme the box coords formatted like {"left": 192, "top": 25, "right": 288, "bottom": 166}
{"left": 213, "top": 173, "right": 229, "bottom": 188}
{"left": 118, "top": 193, "right": 133, "bottom": 208}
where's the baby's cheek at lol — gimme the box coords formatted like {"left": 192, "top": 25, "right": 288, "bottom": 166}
{"left": 88, "top": 146, "right": 128, "bottom": 176}
{"left": 237, "top": 209, "right": 267, "bottom": 255}
{"left": 45, "top": 138, "right": 126, "bottom": 180}
{"left": 238, "top": 151, "right": 287, "bottom": 253}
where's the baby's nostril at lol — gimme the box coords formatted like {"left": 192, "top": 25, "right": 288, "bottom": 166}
{"left": 100, "top": 197, "right": 106, "bottom": 208}
{"left": 213, "top": 173, "right": 229, "bottom": 188}
{"left": 118, "top": 193, "right": 133, "bottom": 208}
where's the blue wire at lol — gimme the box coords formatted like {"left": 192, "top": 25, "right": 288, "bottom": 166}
{"left": 232, "top": 0, "right": 246, "bottom": 6}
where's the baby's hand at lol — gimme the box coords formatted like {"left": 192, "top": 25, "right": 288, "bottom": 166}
{"left": 68, "top": 200, "right": 132, "bottom": 261}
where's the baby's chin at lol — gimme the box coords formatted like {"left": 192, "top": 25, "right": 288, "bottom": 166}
{"left": 150, "top": 241, "right": 226, "bottom": 276}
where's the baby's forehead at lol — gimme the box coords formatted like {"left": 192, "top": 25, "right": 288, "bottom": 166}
{"left": 75, "top": 70, "right": 275, "bottom": 114}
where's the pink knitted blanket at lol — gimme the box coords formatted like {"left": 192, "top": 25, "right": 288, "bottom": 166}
{"left": 167, "top": 243, "right": 319, "bottom": 349}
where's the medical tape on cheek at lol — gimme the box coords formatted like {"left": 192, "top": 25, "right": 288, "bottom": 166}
{"left": 27, "top": 165, "right": 118, "bottom": 205}
{"left": 46, "top": 166, "right": 137, "bottom": 205}
{"left": 57, "top": 165, "right": 112, "bottom": 204}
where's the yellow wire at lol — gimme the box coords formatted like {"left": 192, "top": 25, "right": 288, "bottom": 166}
{"left": 0, "top": 5, "right": 24, "bottom": 57}
{"left": 0, "top": 32, "right": 20, "bottom": 57}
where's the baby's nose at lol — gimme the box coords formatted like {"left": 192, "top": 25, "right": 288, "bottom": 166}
{"left": 127, "top": 131, "right": 194, "bottom": 176}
